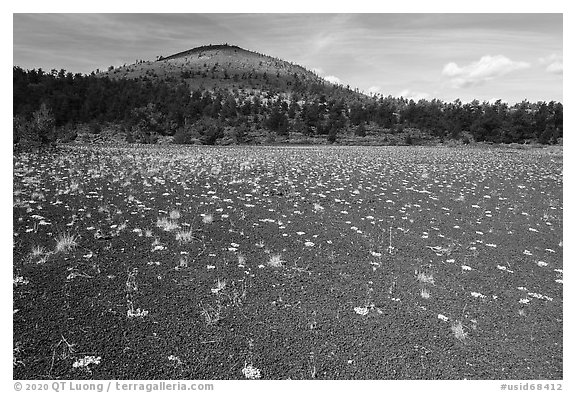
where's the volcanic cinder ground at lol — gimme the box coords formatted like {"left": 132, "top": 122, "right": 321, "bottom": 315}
{"left": 13, "top": 144, "right": 563, "bottom": 380}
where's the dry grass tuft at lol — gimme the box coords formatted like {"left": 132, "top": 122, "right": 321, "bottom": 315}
{"left": 420, "top": 287, "right": 431, "bottom": 299}
{"left": 267, "top": 254, "right": 284, "bottom": 268}
{"left": 199, "top": 303, "right": 222, "bottom": 326}
{"left": 451, "top": 320, "right": 468, "bottom": 342}
{"left": 169, "top": 209, "right": 181, "bottom": 220}
{"left": 55, "top": 233, "right": 78, "bottom": 254}
{"left": 156, "top": 217, "right": 179, "bottom": 232}
{"left": 416, "top": 271, "right": 435, "bottom": 285}
{"left": 175, "top": 229, "right": 194, "bottom": 243}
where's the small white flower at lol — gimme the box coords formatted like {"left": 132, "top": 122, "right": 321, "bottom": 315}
{"left": 72, "top": 355, "right": 101, "bottom": 371}
{"left": 127, "top": 308, "right": 149, "bottom": 318}
{"left": 13, "top": 276, "right": 29, "bottom": 286}
{"left": 354, "top": 306, "right": 369, "bottom": 316}
{"left": 242, "top": 363, "right": 261, "bottom": 379}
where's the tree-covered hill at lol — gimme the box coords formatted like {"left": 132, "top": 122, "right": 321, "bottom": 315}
{"left": 13, "top": 44, "right": 563, "bottom": 148}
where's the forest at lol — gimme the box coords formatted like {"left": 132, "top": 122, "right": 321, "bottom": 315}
{"left": 13, "top": 66, "right": 563, "bottom": 147}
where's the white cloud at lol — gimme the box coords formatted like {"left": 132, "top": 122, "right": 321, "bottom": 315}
{"left": 487, "top": 97, "right": 508, "bottom": 105}
{"left": 324, "top": 75, "right": 342, "bottom": 85}
{"left": 546, "top": 62, "right": 563, "bottom": 75}
{"left": 442, "top": 55, "right": 530, "bottom": 88}
{"left": 398, "top": 89, "right": 430, "bottom": 101}
{"left": 539, "top": 54, "right": 563, "bottom": 75}
{"left": 367, "top": 86, "right": 382, "bottom": 96}
{"left": 311, "top": 67, "right": 324, "bottom": 76}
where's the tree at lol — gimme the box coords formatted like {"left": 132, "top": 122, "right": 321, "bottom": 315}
{"left": 266, "top": 106, "right": 289, "bottom": 136}
{"left": 13, "top": 115, "right": 33, "bottom": 149}
{"left": 32, "top": 103, "right": 57, "bottom": 146}
{"left": 173, "top": 126, "right": 192, "bottom": 144}
{"left": 191, "top": 118, "right": 224, "bottom": 145}
{"left": 13, "top": 103, "right": 57, "bottom": 150}
{"left": 232, "top": 122, "right": 249, "bottom": 144}
{"left": 327, "top": 127, "right": 338, "bottom": 143}
{"left": 349, "top": 102, "right": 366, "bottom": 125}
{"left": 130, "top": 103, "right": 162, "bottom": 144}
{"left": 355, "top": 123, "right": 366, "bottom": 137}
{"left": 221, "top": 95, "right": 238, "bottom": 119}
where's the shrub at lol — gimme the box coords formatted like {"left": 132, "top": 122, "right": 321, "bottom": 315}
{"left": 14, "top": 103, "right": 57, "bottom": 151}
{"left": 355, "top": 123, "right": 366, "bottom": 137}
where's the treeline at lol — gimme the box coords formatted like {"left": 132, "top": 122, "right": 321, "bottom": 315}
{"left": 13, "top": 66, "right": 562, "bottom": 147}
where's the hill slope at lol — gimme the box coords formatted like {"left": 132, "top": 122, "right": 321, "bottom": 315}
{"left": 103, "top": 44, "right": 366, "bottom": 102}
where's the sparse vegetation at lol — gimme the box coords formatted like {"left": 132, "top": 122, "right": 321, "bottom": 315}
{"left": 267, "top": 254, "right": 284, "bottom": 268}
{"left": 175, "top": 229, "right": 195, "bottom": 243}
{"left": 451, "top": 321, "right": 468, "bottom": 342}
{"left": 416, "top": 271, "right": 435, "bottom": 285}
{"left": 54, "top": 233, "right": 78, "bottom": 253}
{"left": 13, "top": 144, "right": 562, "bottom": 380}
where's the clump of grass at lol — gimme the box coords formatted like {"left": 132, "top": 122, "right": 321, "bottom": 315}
{"left": 30, "top": 245, "right": 47, "bottom": 258}
{"left": 416, "top": 271, "right": 435, "bottom": 285}
{"left": 267, "top": 254, "right": 284, "bottom": 268}
{"left": 175, "top": 229, "right": 194, "bottom": 243}
{"left": 211, "top": 278, "right": 227, "bottom": 294}
{"left": 169, "top": 209, "right": 181, "bottom": 220}
{"left": 199, "top": 302, "right": 222, "bottom": 326}
{"left": 144, "top": 228, "right": 153, "bottom": 237}
{"left": 228, "top": 280, "right": 247, "bottom": 307}
{"left": 178, "top": 256, "right": 189, "bottom": 269}
{"left": 420, "top": 287, "right": 431, "bottom": 299}
{"left": 54, "top": 233, "right": 78, "bottom": 254}
{"left": 156, "top": 217, "right": 179, "bottom": 232}
{"left": 202, "top": 214, "right": 214, "bottom": 224}
{"left": 68, "top": 180, "right": 81, "bottom": 193}
{"left": 28, "top": 245, "right": 50, "bottom": 264}
{"left": 451, "top": 320, "right": 468, "bottom": 342}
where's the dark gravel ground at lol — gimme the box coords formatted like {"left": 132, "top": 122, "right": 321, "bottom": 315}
{"left": 13, "top": 145, "right": 562, "bottom": 380}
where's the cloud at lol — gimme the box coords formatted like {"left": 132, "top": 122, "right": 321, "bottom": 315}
{"left": 367, "top": 86, "right": 382, "bottom": 96}
{"left": 398, "top": 89, "right": 430, "bottom": 101}
{"left": 546, "top": 62, "right": 563, "bottom": 75}
{"left": 310, "top": 66, "right": 342, "bottom": 85}
{"left": 539, "top": 54, "right": 563, "bottom": 75}
{"left": 442, "top": 55, "right": 530, "bottom": 88}
{"left": 324, "top": 75, "right": 342, "bottom": 85}
{"left": 311, "top": 67, "right": 324, "bottom": 76}
{"left": 488, "top": 97, "right": 508, "bottom": 105}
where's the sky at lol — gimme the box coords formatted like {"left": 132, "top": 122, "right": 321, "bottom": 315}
{"left": 13, "top": 13, "right": 563, "bottom": 104}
